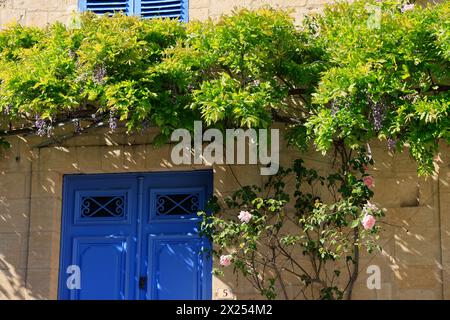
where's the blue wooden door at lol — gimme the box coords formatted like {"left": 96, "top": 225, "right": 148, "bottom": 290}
{"left": 58, "top": 170, "right": 213, "bottom": 300}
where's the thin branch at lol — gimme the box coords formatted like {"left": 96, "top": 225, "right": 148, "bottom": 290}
{"left": 34, "top": 119, "right": 107, "bottom": 148}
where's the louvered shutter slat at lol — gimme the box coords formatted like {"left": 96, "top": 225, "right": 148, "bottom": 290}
{"left": 82, "top": 0, "right": 130, "bottom": 15}
{"left": 140, "top": 0, "right": 187, "bottom": 21}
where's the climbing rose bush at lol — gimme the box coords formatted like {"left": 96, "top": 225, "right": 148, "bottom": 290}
{"left": 199, "top": 150, "right": 384, "bottom": 300}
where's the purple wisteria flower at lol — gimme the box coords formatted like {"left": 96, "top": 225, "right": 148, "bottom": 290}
{"left": 35, "top": 115, "right": 47, "bottom": 137}
{"left": 46, "top": 123, "right": 54, "bottom": 137}
{"left": 73, "top": 118, "right": 81, "bottom": 133}
{"left": 2, "top": 104, "right": 11, "bottom": 115}
{"left": 330, "top": 100, "right": 339, "bottom": 117}
{"left": 387, "top": 138, "right": 396, "bottom": 151}
{"left": 368, "top": 97, "right": 386, "bottom": 132}
{"left": 93, "top": 64, "right": 107, "bottom": 85}
{"left": 372, "top": 103, "right": 384, "bottom": 131}
{"left": 109, "top": 111, "right": 118, "bottom": 131}
{"left": 401, "top": 4, "right": 414, "bottom": 13}
{"left": 35, "top": 115, "right": 55, "bottom": 137}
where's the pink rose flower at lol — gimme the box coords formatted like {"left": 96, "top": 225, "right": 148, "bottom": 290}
{"left": 362, "top": 214, "right": 376, "bottom": 230}
{"left": 220, "top": 255, "right": 232, "bottom": 267}
{"left": 238, "top": 210, "right": 252, "bottom": 223}
{"left": 401, "top": 4, "right": 414, "bottom": 12}
{"left": 363, "top": 176, "right": 374, "bottom": 188}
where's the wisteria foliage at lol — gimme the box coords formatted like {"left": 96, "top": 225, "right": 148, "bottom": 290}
{"left": 0, "top": 0, "right": 448, "bottom": 174}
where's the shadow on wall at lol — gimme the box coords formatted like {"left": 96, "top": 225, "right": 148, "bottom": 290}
{"left": 0, "top": 256, "right": 35, "bottom": 299}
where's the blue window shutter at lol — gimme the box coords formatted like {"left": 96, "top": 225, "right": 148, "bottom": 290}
{"left": 79, "top": 0, "right": 134, "bottom": 16}
{"left": 79, "top": 0, "right": 189, "bottom": 21}
{"left": 135, "top": 0, "right": 189, "bottom": 21}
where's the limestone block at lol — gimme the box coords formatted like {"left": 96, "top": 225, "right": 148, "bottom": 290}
{"left": 443, "top": 264, "right": 450, "bottom": 300}
{"left": 31, "top": 171, "right": 62, "bottom": 199}
{"left": 76, "top": 146, "right": 102, "bottom": 172}
{"left": 0, "top": 172, "right": 27, "bottom": 199}
{"left": 394, "top": 265, "right": 440, "bottom": 290}
{"left": 367, "top": 147, "right": 395, "bottom": 176}
{"left": 0, "top": 266, "right": 31, "bottom": 300}
{"left": 395, "top": 288, "right": 439, "bottom": 300}
{"left": 65, "top": 134, "right": 101, "bottom": 147}
{"left": 100, "top": 146, "right": 123, "bottom": 172}
{"left": 190, "top": 0, "right": 210, "bottom": 9}
{"left": 27, "top": 231, "right": 60, "bottom": 269}
{"left": 123, "top": 144, "right": 146, "bottom": 172}
{"left": 213, "top": 165, "right": 238, "bottom": 195}
{"left": 26, "top": 267, "right": 59, "bottom": 299}
{"left": 417, "top": 176, "right": 436, "bottom": 206}
{"left": 0, "top": 232, "right": 27, "bottom": 269}
{"left": 125, "top": 129, "right": 157, "bottom": 145}
{"left": 394, "top": 227, "right": 440, "bottom": 266}
{"left": 213, "top": 164, "right": 262, "bottom": 194}
{"left": 14, "top": 0, "right": 58, "bottom": 10}
{"left": 439, "top": 165, "right": 450, "bottom": 193}
{"left": 47, "top": 11, "right": 72, "bottom": 25}
{"left": 375, "top": 282, "right": 393, "bottom": 299}
{"left": 385, "top": 206, "right": 438, "bottom": 230}
{"left": 0, "top": 138, "right": 33, "bottom": 173}
{"left": 306, "top": 0, "right": 329, "bottom": 5}
{"left": 29, "top": 197, "right": 61, "bottom": 232}
{"left": 24, "top": 10, "right": 49, "bottom": 27}
{"left": 352, "top": 286, "right": 377, "bottom": 300}
{"left": 0, "top": 198, "right": 29, "bottom": 232}
{"left": 189, "top": 8, "right": 209, "bottom": 21}
{"left": 371, "top": 175, "right": 419, "bottom": 208}
{"left": 14, "top": 1, "right": 75, "bottom": 12}
{"left": 145, "top": 144, "right": 172, "bottom": 170}
{"left": 283, "top": 0, "right": 308, "bottom": 7}
{"left": 394, "top": 158, "right": 419, "bottom": 174}
{"left": 100, "top": 132, "right": 127, "bottom": 146}
{"left": 37, "top": 146, "right": 78, "bottom": 172}
{"left": 0, "top": 8, "right": 26, "bottom": 25}
{"left": 439, "top": 195, "right": 450, "bottom": 266}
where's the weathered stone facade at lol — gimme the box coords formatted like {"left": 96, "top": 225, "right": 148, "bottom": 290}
{"left": 0, "top": 0, "right": 329, "bottom": 27}
{"left": 0, "top": 0, "right": 449, "bottom": 300}
{"left": 1, "top": 124, "right": 449, "bottom": 300}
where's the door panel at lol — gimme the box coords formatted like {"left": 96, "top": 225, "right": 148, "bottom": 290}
{"left": 147, "top": 236, "right": 207, "bottom": 300}
{"left": 58, "top": 170, "right": 213, "bottom": 300}
{"left": 138, "top": 171, "right": 213, "bottom": 300}
{"left": 73, "top": 237, "right": 130, "bottom": 300}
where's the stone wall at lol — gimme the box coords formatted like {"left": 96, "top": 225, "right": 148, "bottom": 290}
{"left": 189, "top": 0, "right": 326, "bottom": 23}
{"left": 0, "top": 0, "right": 329, "bottom": 27}
{"left": 0, "top": 123, "right": 449, "bottom": 299}
{"left": 0, "top": 0, "right": 78, "bottom": 27}
{"left": 0, "top": 0, "right": 441, "bottom": 28}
